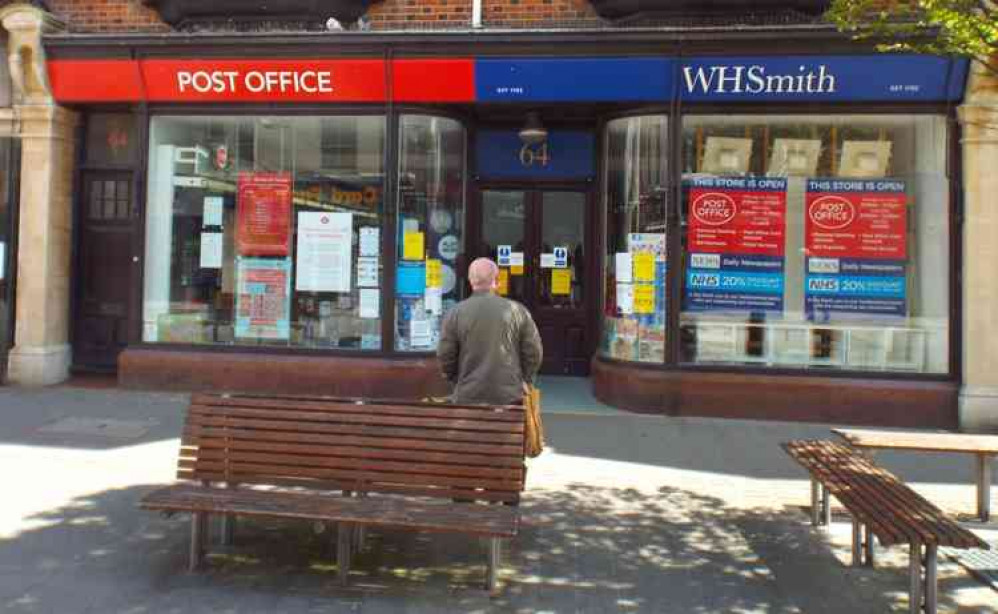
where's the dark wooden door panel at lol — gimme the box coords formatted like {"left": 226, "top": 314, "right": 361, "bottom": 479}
{"left": 74, "top": 172, "right": 133, "bottom": 371}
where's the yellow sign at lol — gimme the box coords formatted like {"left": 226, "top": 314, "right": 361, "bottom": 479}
{"left": 633, "top": 252, "right": 655, "bottom": 283}
{"left": 511, "top": 265, "right": 524, "bottom": 276}
{"left": 402, "top": 232, "right": 424, "bottom": 261}
{"left": 498, "top": 268, "right": 509, "bottom": 296}
{"left": 426, "top": 259, "right": 442, "bottom": 288}
{"left": 633, "top": 283, "right": 655, "bottom": 314}
{"left": 551, "top": 269, "right": 571, "bottom": 296}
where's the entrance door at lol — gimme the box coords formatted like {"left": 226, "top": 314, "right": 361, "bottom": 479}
{"left": 73, "top": 172, "right": 134, "bottom": 371}
{"left": 479, "top": 189, "right": 591, "bottom": 375}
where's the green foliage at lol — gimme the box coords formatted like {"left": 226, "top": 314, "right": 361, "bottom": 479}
{"left": 827, "top": 0, "right": 997, "bottom": 75}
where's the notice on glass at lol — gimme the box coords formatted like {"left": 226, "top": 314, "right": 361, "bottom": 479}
{"left": 357, "top": 256, "right": 379, "bottom": 288}
{"left": 551, "top": 269, "right": 571, "bottom": 295}
{"left": 199, "top": 232, "right": 223, "bottom": 269}
{"left": 633, "top": 284, "right": 655, "bottom": 314}
{"left": 633, "top": 252, "right": 655, "bottom": 283}
{"left": 426, "top": 259, "right": 442, "bottom": 289}
{"left": 628, "top": 233, "right": 667, "bottom": 262}
{"left": 359, "top": 288, "right": 380, "bottom": 319}
{"left": 410, "top": 319, "right": 432, "bottom": 348}
{"left": 359, "top": 227, "right": 380, "bottom": 257}
{"left": 0, "top": 241, "right": 6, "bottom": 280}
{"left": 498, "top": 269, "right": 510, "bottom": 296}
{"left": 616, "top": 283, "right": 634, "bottom": 315}
{"left": 203, "top": 196, "right": 224, "bottom": 227}
{"left": 615, "top": 253, "right": 633, "bottom": 283}
{"left": 236, "top": 172, "right": 292, "bottom": 256}
{"left": 497, "top": 245, "right": 512, "bottom": 266}
{"left": 425, "top": 287, "right": 442, "bottom": 315}
{"left": 235, "top": 258, "right": 291, "bottom": 340}
{"left": 296, "top": 211, "right": 352, "bottom": 293}
{"left": 396, "top": 262, "right": 426, "bottom": 297}
{"left": 403, "top": 231, "right": 425, "bottom": 261}
{"left": 540, "top": 254, "right": 556, "bottom": 269}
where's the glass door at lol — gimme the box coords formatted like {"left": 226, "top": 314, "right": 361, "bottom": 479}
{"left": 478, "top": 188, "right": 592, "bottom": 375}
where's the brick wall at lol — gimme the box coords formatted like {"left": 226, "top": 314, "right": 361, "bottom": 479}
{"left": 34, "top": 0, "right": 603, "bottom": 33}
{"left": 45, "top": 0, "right": 170, "bottom": 33}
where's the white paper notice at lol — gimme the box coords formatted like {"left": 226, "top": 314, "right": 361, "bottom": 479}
{"left": 0, "top": 241, "right": 5, "bottom": 280}
{"left": 203, "top": 196, "right": 223, "bottom": 227}
{"left": 199, "top": 232, "right": 223, "bottom": 269}
{"left": 296, "top": 212, "right": 353, "bottom": 293}
{"left": 425, "top": 287, "right": 442, "bottom": 315}
{"left": 359, "top": 288, "right": 380, "bottom": 319}
{"left": 357, "top": 256, "right": 379, "bottom": 288}
{"left": 616, "top": 283, "right": 634, "bottom": 315}
{"left": 411, "top": 319, "right": 432, "bottom": 348}
{"left": 359, "top": 227, "right": 380, "bottom": 257}
{"left": 540, "top": 254, "right": 556, "bottom": 269}
{"left": 510, "top": 252, "right": 524, "bottom": 267}
{"left": 615, "top": 252, "right": 633, "bottom": 283}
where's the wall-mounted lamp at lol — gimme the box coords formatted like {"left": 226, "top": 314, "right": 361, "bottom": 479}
{"left": 518, "top": 111, "right": 548, "bottom": 145}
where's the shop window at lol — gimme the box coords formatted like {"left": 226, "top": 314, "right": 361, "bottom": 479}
{"left": 395, "top": 115, "right": 466, "bottom": 352}
{"left": 86, "top": 114, "right": 138, "bottom": 166}
{"left": 679, "top": 114, "right": 950, "bottom": 374}
{"left": 600, "top": 115, "right": 669, "bottom": 363}
{"left": 142, "top": 115, "right": 386, "bottom": 350}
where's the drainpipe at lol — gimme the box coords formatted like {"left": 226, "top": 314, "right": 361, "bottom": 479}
{"left": 472, "top": 0, "right": 482, "bottom": 28}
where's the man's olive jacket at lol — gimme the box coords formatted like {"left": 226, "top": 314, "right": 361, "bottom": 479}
{"left": 437, "top": 291, "right": 543, "bottom": 405}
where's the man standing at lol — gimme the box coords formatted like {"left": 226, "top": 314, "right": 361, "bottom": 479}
{"left": 438, "top": 257, "right": 543, "bottom": 405}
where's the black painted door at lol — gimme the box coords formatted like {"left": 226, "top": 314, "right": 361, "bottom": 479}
{"left": 73, "top": 172, "right": 134, "bottom": 371}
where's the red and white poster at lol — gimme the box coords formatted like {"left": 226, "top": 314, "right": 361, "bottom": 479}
{"left": 687, "top": 177, "right": 787, "bottom": 257}
{"left": 804, "top": 179, "right": 907, "bottom": 260}
{"left": 236, "top": 172, "right": 292, "bottom": 257}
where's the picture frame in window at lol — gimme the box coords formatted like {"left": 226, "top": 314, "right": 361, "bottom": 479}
{"left": 700, "top": 137, "right": 752, "bottom": 175}
{"left": 767, "top": 138, "right": 821, "bottom": 177}
{"left": 838, "top": 140, "right": 892, "bottom": 178}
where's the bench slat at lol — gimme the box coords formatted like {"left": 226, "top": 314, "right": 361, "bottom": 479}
{"left": 187, "top": 448, "right": 523, "bottom": 480}
{"left": 193, "top": 397, "right": 525, "bottom": 423}
{"left": 142, "top": 483, "right": 519, "bottom": 537}
{"left": 178, "top": 459, "right": 523, "bottom": 491}
{"left": 181, "top": 426, "right": 522, "bottom": 457}
{"left": 833, "top": 428, "right": 998, "bottom": 455}
{"left": 193, "top": 392, "right": 522, "bottom": 413}
{"left": 189, "top": 405, "right": 525, "bottom": 434}
{"left": 182, "top": 437, "right": 523, "bottom": 468}
{"left": 185, "top": 416, "right": 523, "bottom": 445}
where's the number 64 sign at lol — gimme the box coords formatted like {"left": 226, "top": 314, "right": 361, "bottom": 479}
{"left": 519, "top": 142, "right": 550, "bottom": 168}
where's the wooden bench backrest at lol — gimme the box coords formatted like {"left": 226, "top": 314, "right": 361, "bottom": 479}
{"left": 180, "top": 393, "right": 527, "bottom": 504}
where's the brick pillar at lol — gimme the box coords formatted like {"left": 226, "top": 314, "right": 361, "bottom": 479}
{"left": 959, "top": 59, "right": 998, "bottom": 431}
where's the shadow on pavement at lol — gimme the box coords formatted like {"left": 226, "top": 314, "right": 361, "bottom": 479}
{"left": 0, "top": 480, "right": 924, "bottom": 614}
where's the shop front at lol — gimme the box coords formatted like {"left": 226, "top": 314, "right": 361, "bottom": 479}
{"left": 44, "top": 31, "right": 968, "bottom": 425}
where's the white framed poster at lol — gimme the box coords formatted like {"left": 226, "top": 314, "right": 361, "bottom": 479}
{"left": 296, "top": 211, "right": 352, "bottom": 293}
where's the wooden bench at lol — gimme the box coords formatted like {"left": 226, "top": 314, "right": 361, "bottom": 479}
{"left": 833, "top": 427, "right": 998, "bottom": 522}
{"left": 140, "top": 392, "right": 527, "bottom": 592}
{"left": 783, "top": 440, "right": 988, "bottom": 614}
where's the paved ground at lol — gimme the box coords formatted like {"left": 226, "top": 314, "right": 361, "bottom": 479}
{"left": 0, "top": 380, "right": 996, "bottom": 613}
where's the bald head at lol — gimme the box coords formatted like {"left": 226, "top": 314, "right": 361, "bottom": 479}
{"left": 468, "top": 258, "right": 500, "bottom": 293}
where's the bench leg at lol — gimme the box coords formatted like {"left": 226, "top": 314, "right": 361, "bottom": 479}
{"left": 909, "top": 542, "right": 924, "bottom": 614}
{"left": 811, "top": 479, "right": 821, "bottom": 526}
{"left": 851, "top": 520, "right": 863, "bottom": 566}
{"left": 864, "top": 524, "right": 876, "bottom": 568}
{"left": 977, "top": 454, "right": 991, "bottom": 523}
{"left": 189, "top": 512, "right": 207, "bottom": 573}
{"left": 822, "top": 485, "right": 832, "bottom": 526}
{"left": 486, "top": 537, "right": 501, "bottom": 594}
{"left": 337, "top": 523, "right": 352, "bottom": 587}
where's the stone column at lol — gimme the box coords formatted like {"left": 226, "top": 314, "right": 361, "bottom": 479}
{"left": 0, "top": 4, "right": 77, "bottom": 385}
{"left": 6, "top": 105, "right": 77, "bottom": 385}
{"left": 959, "top": 59, "right": 998, "bottom": 431}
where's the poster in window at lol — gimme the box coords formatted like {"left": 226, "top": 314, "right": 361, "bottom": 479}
{"left": 295, "top": 211, "right": 352, "bottom": 293}
{"left": 684, "top": 176, "right": 787, "bottom": 313}
{"left": 236, "top": 172, "right": 292, "bottom": 256}
{"left": 804, "top": 178, "right": 907, "bottom": 319}
{"left": 235, "top": 257, "right": 291, "bottom": 340}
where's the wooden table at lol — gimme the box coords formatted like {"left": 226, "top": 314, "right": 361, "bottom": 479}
{"left": 832, "top": 428, "right": 998, "bottom": 522}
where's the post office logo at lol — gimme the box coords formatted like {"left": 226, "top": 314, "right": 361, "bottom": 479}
{"left": 808, "top": 196, "right": 856, "bottom": 230}
{"left": 691, "top": 192, "right": 737, "bottom": 226}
